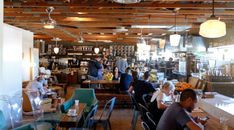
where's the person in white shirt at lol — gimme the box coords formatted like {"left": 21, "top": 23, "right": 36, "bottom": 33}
{"left": 148, "top": 81, "right": 175, "bottom": 124}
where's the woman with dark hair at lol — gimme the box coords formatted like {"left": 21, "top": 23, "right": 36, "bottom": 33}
{"left": 112, "top": 66, "right": 120, "bottom": 81}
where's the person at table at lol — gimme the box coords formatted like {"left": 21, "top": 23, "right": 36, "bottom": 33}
{"left": 115, "top": 55, "right": 128, "bottom": 74}
{"left": 112, "top": 66, "right": 121, "bottom": 81}
{"left": 156, "top": 89, "right": 206, "bottom": 130}
{"left": 87, "top": 56, "right": 102, "bottom": 88}
{"left": 133, "top": 71, "right": 155, "bottom": 105}
{"left": 148, "top": 81, "right": 175, "bottom": 124}
{"left": 27, "top": 74, "right": 48, "bottom": 98}
{"left": 119, "top": 67, "right": 133, "bottom": 93}
{"left": 97, "top": 59, "right": 104, "bottom": 80}
{"left": 128, "top": 70, "right": 140, "bottom": 93}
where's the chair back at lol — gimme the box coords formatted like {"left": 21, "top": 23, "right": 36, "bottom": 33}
{"left": 100, "top": 97, "right": 116, "bottom": 120}
{"left": 0, "top": 110, "right": 7, "bottom": 130}
{"left": 24, "top": 90, "right": 43, "bottom": 118}
{"left": 138, "top": 103, "right": 149, "bottom": 122}
{"left": 73, "top": 88, "right": 97, "bottom": 107}
{"left": 128, "top": 93, "right": 140, "bottom": 111}
{"left": 142, "top": 94, "right": 152, "bottom": 108}
{"left": 146, "top": 112, "right": 156, "bottom": 130}
{"left": 141, "top": 122, "right": 150, "bottom": 130}
{"left": 83, "top": 105, "right": 98, "bottom": 128}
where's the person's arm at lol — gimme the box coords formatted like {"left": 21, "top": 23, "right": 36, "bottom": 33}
{"left": 128, "top": 86, "right": 134, "bottom": 93}
{"left": 156, "top": 93, "right": 168, "bottom": 109}
{"left": 186, "top": 120, "right": 203, "bottom": 130}
{"left": 176, "top": 110, "right": 204, "bottom": 130}
{"left": 95, "top": 61, "right": 102, "bottom": 69}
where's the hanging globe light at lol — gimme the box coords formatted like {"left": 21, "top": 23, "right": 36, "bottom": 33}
{"left": 199, "top": 0, "right": 226, "bottom": 38}
{"left": 170, "top": 11, "right": 181, "bottom": 46}
{"left": 170, "top": 33, "right": 181, "bottom": 46}
{"left": 94, "top": 47, "right": 100, "bottom": 54}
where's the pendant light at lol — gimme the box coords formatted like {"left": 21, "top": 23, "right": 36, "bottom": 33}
{"left": 51, "top": 37, "right": 61, "bottom": 54}
{"left": 113, "top": 0, "right": 141, "bottom": 4}
{"left": 44, "top": 7, "right": 56, "bottom": 29}
{"left": 199, "top": 0, "right": 226, "bottom": 38}
{"left": 170, "top": 11, "right": 181, "bottom": 46}
{"left": 94, "top": 40, "right": 99, "bottom": 54}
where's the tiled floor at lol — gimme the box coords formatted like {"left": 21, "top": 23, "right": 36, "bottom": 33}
{"left": 22, "top": 109, "right": 142, "bottom": 130}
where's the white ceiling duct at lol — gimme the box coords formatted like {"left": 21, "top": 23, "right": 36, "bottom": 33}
{"left": 113, "top": 0, "right": 141, "bottom": 4}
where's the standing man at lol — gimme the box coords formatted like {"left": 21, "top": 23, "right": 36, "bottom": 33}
{"left": 87, "top": 55, "right": 102, "bottom": 88}
{"left": 115, "top": 55, "right": 128, "bottom": 74}
{"left": 156, "top": 89, "right": 206, "bottom": 130}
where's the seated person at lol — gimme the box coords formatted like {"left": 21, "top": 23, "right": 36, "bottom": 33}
{"left": 27, "top": 74, "right": 49, "bottom": 98}
{"left": 156, "top": 89, "right": 206, "bottom": 130}
{"left": 133, "top": 71, "right": 155, "bottom": 105}
{"left": 119, "top": 67, "right": 133, "bottom": 93}
{"left": 112, "top": 66, "right": 121, "bottom": 81}
{"left": 149, "top": 81, "right": 175, "bottom": 124}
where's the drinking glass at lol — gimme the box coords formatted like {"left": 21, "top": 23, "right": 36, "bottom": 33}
{"left": 219, "top": 116, "right": 229, "bottom": 130}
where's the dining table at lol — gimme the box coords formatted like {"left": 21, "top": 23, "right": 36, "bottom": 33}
{"left": 82, "top": 79, "right": 120, "bottom": 88}
{"left": 37, "top": 103, "right": 86, "bottom": 129}
{"left": 58, "top": 103, "right": 86, "bottom": 128}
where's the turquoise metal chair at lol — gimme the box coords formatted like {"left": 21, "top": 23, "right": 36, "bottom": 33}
{"left": 0, "top": 110, "right": 7, "bottom": 130}
{"left": 12, "top": 122, "right": 52, "bottom": 130}
{"left": 61, "top": 88, "right": 98, "bottom": 113}
{"left": 92, "top": 97, "right": 116, "bottom": 130}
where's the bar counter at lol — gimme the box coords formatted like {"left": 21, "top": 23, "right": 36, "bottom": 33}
{"left": 198, "top": 93, "right": 234, "bottom": 129}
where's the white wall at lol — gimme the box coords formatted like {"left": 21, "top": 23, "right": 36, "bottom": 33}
{"left": 0, "top": 0, "right": 3, "bottom": 91}
{"left": 22, "top": 30, "right": 34, "bottom": 81}
{"left": 2, "top": 24, "right": 23, "bottom": 95}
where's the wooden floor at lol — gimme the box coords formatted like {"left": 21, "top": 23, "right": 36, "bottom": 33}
{"left": 95, "top": 108, "right": 142, "bottom": 130}
{"left": 22, "top": 108, "right": 142, "bottom": 130}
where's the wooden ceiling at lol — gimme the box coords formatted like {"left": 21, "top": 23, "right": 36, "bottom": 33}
{"left": 4, "top": 0, "right": 234, "bottom": 44}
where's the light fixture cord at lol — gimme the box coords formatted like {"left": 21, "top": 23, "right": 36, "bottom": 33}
{"left": 212, "top": 0, "right": 215, "bottom": 16}
{"left": 55, "top": 40, "right": 58, "bottom": 47}
{"left": 175, "top": 12, "right": 176, "bottom": 31}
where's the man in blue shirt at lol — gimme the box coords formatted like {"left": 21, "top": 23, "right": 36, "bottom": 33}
{"left": 119, "top": 67, "right": 133, "bottom": 92}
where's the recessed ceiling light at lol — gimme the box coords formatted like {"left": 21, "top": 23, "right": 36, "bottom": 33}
{"left": 131, "top": 25, "right": 172, "bottom": 29}
{"left": 137, "top": 33, "right": 141, "bottom": 35}
{"left": 148, "top": 33, "right": 153, "bottom": 35}
{"left": 100, "top": 33, "right": 104, "bottom": 35}
{"left": 77, "top": 12, "right": 87, "bottom": 15}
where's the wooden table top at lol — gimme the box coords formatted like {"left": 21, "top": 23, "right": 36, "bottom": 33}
{"left": 192, "top": 108, "right": 234, "bottom": 130}
{"left": 198, "top": 93, "right": 234, "bottom": 129}
{"left": 82, "top": 80, "right": 120, "bottom": 84}
{"left": 59, "top": 103, "right": 86, "bottom": 128}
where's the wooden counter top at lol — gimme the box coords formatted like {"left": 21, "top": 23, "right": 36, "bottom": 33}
{"left": 198, "top": 93, "right": 234, "bottom": 129}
